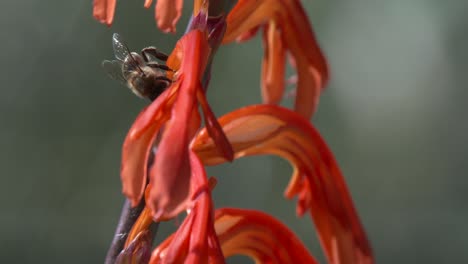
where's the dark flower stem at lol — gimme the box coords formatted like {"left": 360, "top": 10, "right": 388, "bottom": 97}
{"left": 105, "top": 149, "right": 158, "bottom": 263}
{"left": 105, "top": 199, "right": 147, "bottom": 264}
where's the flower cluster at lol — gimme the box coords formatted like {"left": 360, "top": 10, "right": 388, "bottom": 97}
{"left": 94, "top": 0, "right": 374, "bottom": 263}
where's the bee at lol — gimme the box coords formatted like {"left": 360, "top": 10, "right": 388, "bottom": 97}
{"left": 102, "top": 33, "right": 173, "bottom": 101}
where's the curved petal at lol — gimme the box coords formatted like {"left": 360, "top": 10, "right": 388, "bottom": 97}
{"left": 215, "top": 208, "right": 318, "bottom": 263}
{"left": 223, "top": 0, "right": 329, "bottom": 119}
{"left": 192, "top": 105, "right": 374, "bottom": 264}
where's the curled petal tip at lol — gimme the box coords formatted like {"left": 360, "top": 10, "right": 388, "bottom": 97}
{"left": 93, "top": 0, "right": 116, "bottom": 26}
{"left": 144, "top": 0, "right": 153, "bottom": 9}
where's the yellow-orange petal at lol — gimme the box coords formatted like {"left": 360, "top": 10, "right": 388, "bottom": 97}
{"left": 154, "top": 0, "right": 184, "bottom": 33}
{"left": 125, "top": 203, "right": 154, "bottom": 247}
{"left": 215, "top": 208, "right": 318, "bottom": 263}
{"left": 192, "top": 105, "right": 374, "bottom": 264}
{"left": 93, "top": 0, "right": 116, "bottom": 26}
{"left": 223, "top": 0, "right": 329, "bottom": 119}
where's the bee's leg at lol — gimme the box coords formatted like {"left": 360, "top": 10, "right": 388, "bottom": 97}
{"left": 147, "top": 62, "right": 173, "bottom": 72}
{"left": 142, "top": 47, "right": 169, "bottom": 62}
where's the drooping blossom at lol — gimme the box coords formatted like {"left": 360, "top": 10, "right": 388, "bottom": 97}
{"left": 121, "top": 24, "right": 233, "bottom": 221}
{"left": 222, "top": 0, "right": 330, "bottom": 119}
{"left": 192, "top": 105, "right": 374, "bottom": 264}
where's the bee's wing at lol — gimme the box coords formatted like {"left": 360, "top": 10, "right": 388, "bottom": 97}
{"left": 112, "top": 33, "right": 131, "bottom": 61}
{"left": 112, "top": 33, "right": 145, "bottom": 74}
{"left": 102, "top": 60, "right": 127, "bottom": 85}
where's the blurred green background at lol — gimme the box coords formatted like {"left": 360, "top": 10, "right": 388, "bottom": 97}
{"left": 1, "top": 0, "right": 467, "bottom": 263}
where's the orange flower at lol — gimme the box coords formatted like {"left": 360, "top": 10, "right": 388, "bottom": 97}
{"left": 121, "top": 28, "right": 233, "bottom": 221}
{"left": 192, "top": 105, "right": 374, "bottom": 264}
{"left": 223, "top": 0, "right": 330, "bottom": 119}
